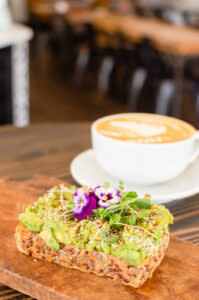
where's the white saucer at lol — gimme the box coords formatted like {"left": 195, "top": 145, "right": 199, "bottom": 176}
{"left": 70, "top": 149, "right": 199, "bottom": 203}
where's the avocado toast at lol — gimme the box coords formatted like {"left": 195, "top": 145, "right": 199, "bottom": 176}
{"left": 16, "top": 183, "right": 173, "bottom": 288}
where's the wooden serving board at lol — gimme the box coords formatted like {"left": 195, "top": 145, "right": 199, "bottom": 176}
{"left": 0, "top": 175, "right": 199, "bottom": 300}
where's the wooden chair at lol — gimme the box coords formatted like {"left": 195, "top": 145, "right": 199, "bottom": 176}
{"left": 27, "top": 0, "right": 54, "bottom": 56}
{"left": 93, "top": 13, "right": 126, "bottom": 97}
{"left": 116, "top": 16, "right": 199, "bottom": 122}
{"left": 94, "top": 14, "right": 161, "bottom": 108}
{"left": 65, "top": 8, "right": 109, "bottom": 88}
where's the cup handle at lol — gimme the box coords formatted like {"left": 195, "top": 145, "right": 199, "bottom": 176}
{"left": 188, "top": 131, "right": 199, "bottom": 165}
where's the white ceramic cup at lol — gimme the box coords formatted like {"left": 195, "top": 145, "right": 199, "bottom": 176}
{"left": 91, "top": 114, "right": 199, "bottom": 185}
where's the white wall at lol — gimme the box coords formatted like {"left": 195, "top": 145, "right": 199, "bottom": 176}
{"left": 145, "top": 0, "right": 199, "bottom": 12}
{"left": 9, "top": 0, "right": 29, "bottom": 23}
{"left": 170, "top": 0, "right": 199, "bottom": 12}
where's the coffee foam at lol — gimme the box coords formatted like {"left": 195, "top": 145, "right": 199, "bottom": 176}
{"left": 96, "top": 114, "right": 195, "bottom": 144}
{"left": 110, "top": 121, "right": 166, "bottom": 137}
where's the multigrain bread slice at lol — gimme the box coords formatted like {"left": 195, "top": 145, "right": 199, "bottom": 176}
{"left": 16, "top": 222, "right": 169, "bottom": 288}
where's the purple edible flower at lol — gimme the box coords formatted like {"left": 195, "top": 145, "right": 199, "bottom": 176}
{"left": 73, "top": 187, "right": 97, "bottom": 220}
{"left": 94, "top": 186, "right": 121, "bottom": 208}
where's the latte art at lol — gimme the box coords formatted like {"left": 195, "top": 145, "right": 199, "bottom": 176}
{"left": 110, "top": 121, "right": 167, "bottom": 137}
{"left": 96, "top": 114, "right": 195, "bottom": 144}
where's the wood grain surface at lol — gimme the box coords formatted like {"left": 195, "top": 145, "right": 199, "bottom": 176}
{"left": 30, "top": 4, "right": 199, "bottom": 56}
{"left": 94, "top": 13, "right": 199, "bottom": 56}
{"left": 0, "top": 123, "right": 199, "bottom": 299}
{"left": 0, "top": 175, "right": 199, "bottom": 300}
{"left": 66, "top": 8, "right": 108, "bottom": 25}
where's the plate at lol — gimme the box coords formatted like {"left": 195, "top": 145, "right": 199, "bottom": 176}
{"left": 70, "top": 149, "right": 199, "bottom": 203}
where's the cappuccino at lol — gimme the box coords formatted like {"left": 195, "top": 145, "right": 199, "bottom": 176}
{"left": 95, "top": 114, "right": 195, "bottom": 144}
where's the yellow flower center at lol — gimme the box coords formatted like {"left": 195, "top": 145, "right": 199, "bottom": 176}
{"left": 104, "top": 196, "right": 108, "bottom": 200}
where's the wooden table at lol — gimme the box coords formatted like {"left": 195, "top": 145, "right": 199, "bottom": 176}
{"left": 94, "top": 13, "right": 123, "bottom": 35}
{"left": 142, "top": 0, "right": 199, "bottom": 13}
{"left": 66, "top": 8, "right": 108, "bottom": 26}
{"left": 29, "top": 2, "right": 53, "bottom": 23}
{"left": 93, "top": 13, "right": 199, "bottom": 55}
{"left": 30, "top": 4, "right": 108, "bottom": 26}
{"left": 119, "top": 16, "right": 199, "bottom": 56}
{"left": 0, "top": 123, "right": 199, "bottom": 299}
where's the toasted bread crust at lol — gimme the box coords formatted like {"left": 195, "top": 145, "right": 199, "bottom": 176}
{"left": 16, "top": 222, "right": 169, "bottom": 288}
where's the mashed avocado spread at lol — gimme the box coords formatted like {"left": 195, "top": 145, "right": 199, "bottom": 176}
{"left": 19, "top": 183, "right": 173, "bottom": 266}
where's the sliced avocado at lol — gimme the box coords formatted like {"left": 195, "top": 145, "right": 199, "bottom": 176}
{"left": 39, "top": 224, "right": 60, "bottom": 250}
{"left": 123, "top": 238, "right": 137, "bottom": 250}
{"left": 49, "top": 198, "right": 59, "bottom": 208}
{"left": 119, "top": 249, "right": 142, "bottom": 265}
{"left": 62, "top": 191, "right": 73, "bottom": 201}
{"left": 139, "top": 209, "right": 150, "bottom": 218}
{"left": 19, "top": 212, "right": 43, "bottom": 232}
{"left": 86, "top": 240, "right": 98, "bottom": 252}
{"left": 25, "top": 205, "right": 34, "bottom": 213}
{"left": 104, "top": 235, "right": 119, "bottom": 244}
{"left": 76, "top": 239, "right": 86, "bottom": 249}
{"left": 101, "top": 242, "right": 111, "bottom": 254}
{"left": 52, "top": 222, "right": 67, "bottom": 244}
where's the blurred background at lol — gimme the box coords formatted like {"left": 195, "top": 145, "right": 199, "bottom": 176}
{"left": 2, "top": 0, "right": 199, "bottom": 127}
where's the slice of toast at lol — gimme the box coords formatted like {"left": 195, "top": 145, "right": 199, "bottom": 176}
{"left": 16, "top": 222, "right": 169, "bottom": 288}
